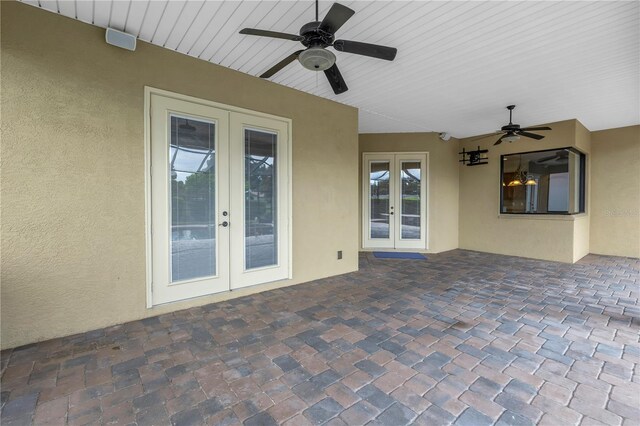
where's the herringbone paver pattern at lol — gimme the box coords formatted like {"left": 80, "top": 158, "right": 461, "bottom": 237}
{"left": 1, "top": 250, "right": 639, "bottom": 425}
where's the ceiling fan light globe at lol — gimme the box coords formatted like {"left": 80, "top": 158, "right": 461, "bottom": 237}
{"left": 299, "top": 47, "right": 336, "bottom": 71}
{"left": 503, "top": 134, "right": 520, "bottom": 143}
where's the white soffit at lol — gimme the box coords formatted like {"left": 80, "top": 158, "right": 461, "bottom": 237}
{"left": 20, "top": 0, "right": 640, "bottom": 137}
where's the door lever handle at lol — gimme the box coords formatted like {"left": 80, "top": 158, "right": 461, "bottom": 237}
{"left": 219, "top": 221, "right": 229, "bottom": 227}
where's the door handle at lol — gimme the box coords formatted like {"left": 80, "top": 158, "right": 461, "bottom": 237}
{"left": 219, "top": 221, "right": 229, "bottom": 227}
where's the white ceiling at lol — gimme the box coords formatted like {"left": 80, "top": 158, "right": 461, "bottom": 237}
{"left": 20, "top": 0, "right": 640, "bottom": 137}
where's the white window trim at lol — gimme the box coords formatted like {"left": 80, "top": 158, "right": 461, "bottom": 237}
{"left": 143, "top": 87, "right": 293, "bottom": 308}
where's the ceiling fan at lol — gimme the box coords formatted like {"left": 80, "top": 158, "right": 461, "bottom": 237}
{"left": 492, "top": 105, "right": 552, "bottom": 145}
{"left": 239, "top": 0, "right": 398, "bottom": 95}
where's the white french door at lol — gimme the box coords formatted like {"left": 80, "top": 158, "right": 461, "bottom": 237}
{"left": 150, "top": 95, "right": 230, "bottom": 305}
{"left": 147, "top": 89, "right": 290, "bottom": 306}
{"left": 362, "top": 153, "right": 428, "bottom": 250}
{"left": 229, "top": 113, "right": 290, "bottom": 290}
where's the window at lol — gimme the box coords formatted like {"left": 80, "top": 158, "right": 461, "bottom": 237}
{"left": 170, "top": 116, "right": 217, "bottom": 282}
{"left": 244, "top": 128, "right": 278, "bottom": 270}
{"left": 500, "top": 147, "right": 585, "bottom": 214}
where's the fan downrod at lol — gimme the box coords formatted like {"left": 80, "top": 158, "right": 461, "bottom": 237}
{"left": 502, "top": 105, "right": 520, "bottom": 131}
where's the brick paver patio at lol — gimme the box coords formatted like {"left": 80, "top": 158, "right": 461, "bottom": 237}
{"left": 1, "top": 250, "right": 639, "bottom": 425}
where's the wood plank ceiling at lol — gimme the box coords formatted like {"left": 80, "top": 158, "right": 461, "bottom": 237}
{"left": 19, "top": 0, "right": 640, "bottom": 137}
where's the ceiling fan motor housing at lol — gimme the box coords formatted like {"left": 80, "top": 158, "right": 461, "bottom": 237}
{"left": 501, "top": 124, "right": 521, "bottom": 132}
{"left": 296, "top": 20, "right": 338, "bottom": 72}
{"left": 299, "top": 21, "right": 334, "bottom": 48}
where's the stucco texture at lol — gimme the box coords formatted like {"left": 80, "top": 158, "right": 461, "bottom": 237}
{"left": 1, "top": 1, "right": 359, "bottom": 349}
{"left": 590, "top": 125, "right": 640, "bottom": 258}
{"left": 572, "top": 120, "right": 592, "bottom": 262}
{"left": 358, "top": 133, "right": 460, "bottom": 253}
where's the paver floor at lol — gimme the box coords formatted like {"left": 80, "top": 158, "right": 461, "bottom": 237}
{"left": 1, "top": 250, "right": 639, "bottom": 425}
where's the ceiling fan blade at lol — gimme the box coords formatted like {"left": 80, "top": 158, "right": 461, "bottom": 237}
{"left": 520, "top": 126, "right": 552, "bottom": 131}
{"left": 240, "top": 28, "right": 304, "bottom": 41}
{"left": 324, "top": 64, "right": 348, "bottom": 94}
{"left": 260, "top": 50, "right": 303, "bottom": 79}
{"left": 468, "top": 131, "right": 503, "bottom": 142}
{"left": 333, "top": 40, "right": 397, "bottom": 61}
{"left": 319, "top": 3, "right": 355, "bottom": 34}
{"left": 494, "top": 135, "right": 506, "bottom": 145}
{"left": 518, "top": 131, "right": 545, "bottom": 140}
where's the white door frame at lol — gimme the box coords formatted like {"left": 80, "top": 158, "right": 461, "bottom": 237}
{"left": 362, "top": 152, "right": 429, "bottom": 251}
{"left": 144, "top": 87, "right": 292, "bottom": 308}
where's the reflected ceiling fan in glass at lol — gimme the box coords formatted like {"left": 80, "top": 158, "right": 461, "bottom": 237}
{"left": 179, "top": 119, "right": 196, "bottom": 133}
{"left": 537, "top": 149, "right": 570, "bottom": 164}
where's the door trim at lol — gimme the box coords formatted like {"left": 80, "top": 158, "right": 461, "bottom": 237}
{"left": 144, "top": 87, "right": 293, "bottom": 308}
{"left": 361, "top": 151, "right": 429, "bottom": 251}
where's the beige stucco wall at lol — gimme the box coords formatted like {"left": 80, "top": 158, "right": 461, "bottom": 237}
{"left": 358, "top": 133, "right": 459, "bottom": 253}
{"left": 459, "top": 119, "right": 589, "bottom": 263}
{"left": 590, "top": 125, "right": 640, "bottom": 258}
{"left": 1, "top": 1, "right": 359, "bottom": 349}
{"left": 573, "top": 121, "right": 591, "bottom": 262}
{"left": 573, "top": 216, "right": 591, "bottom": 262}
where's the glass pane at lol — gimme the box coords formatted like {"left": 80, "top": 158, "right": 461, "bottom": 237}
{"left": 548, "top": 173, "right": 569, "bottom": 211}
{"left": 170, "top": 116, "right": 216, "bottom": 282}
{"left": 501, "top": 148, "right": 584, "bottom": 214}
{"left": 370, "top": 162, "right": 390, "bottom": 239}
{"left": 401, "top": 161, "right": 421, "bottom": 239}
{"left": 245, "top": 129, "right": 277, "bottom": 270}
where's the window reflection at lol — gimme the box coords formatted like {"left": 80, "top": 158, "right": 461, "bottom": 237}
{"left": 245, "top": 129, "right": 277, "bottom": 270}
{"left": 170, "top": 116, "right": 216, "bottom": 281}
{"left": 501, "top": 148, "right": 585, "bottom": 214}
